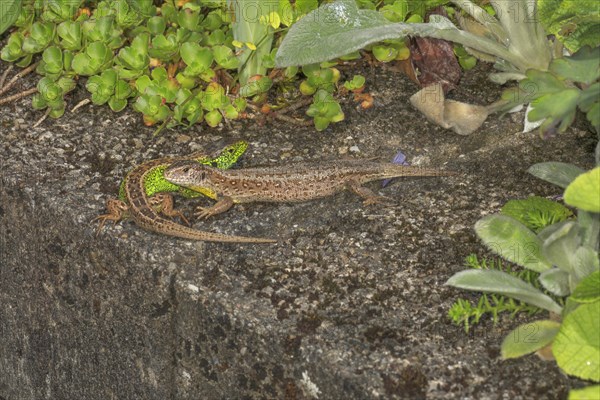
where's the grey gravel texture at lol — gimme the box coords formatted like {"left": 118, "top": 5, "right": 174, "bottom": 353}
{"left": 0, "top": 59, "right": 596, "bottom": 400}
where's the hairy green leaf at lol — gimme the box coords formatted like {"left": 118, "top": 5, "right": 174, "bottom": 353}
{"left": 540, "top": 221, "right": 581, "bottom": 275}
{"left": 276, "top": 0, "right": 548, "bottom": 73}
{"left": 446, "top": 270, "right": 563, "bottom": 314}
{"left": 475, "top": 215, "right": 551, "bottom": 273}
{"left": 527, "top": 162, "right": 585, "bottom": 189}
{"left": 539, "top": 268, "right": 571, "bottom": 297}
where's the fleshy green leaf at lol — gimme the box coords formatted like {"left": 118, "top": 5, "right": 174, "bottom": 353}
{"left": 501, "top": 320, "right": 561, "bottom": 359}
{"left": 564, "top": 167, "right": 600, "bottom": 213}
{"left": 446, "top": 270, "right": 563, "bottom": 314}
{"left": 571, "top": 270, "right": 600, "bottom": 304}
{"left": 553, "top": 301, "right": 600, "bottom": 382}
{"left": 213, "top": 45, "right": 239, "bottom": 69}
{"left": 180, "top": 42, "right": 213, "bottom": 76}
{"left": 0, "top": 0, "right": 22, "bottom": 35}
{"left": 278, "top": 0, "right": 294, "bottom": 26}
{"left": 108, "top": 97, "right": 127, "bottom": 112}
{"left": 527, "top": 162, "right": 585, "bottom": 189}
{"left": 475, "top": 215, "right": 551, "bottom": 272}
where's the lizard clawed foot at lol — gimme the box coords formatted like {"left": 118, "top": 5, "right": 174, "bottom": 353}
{"left": 194, "top": 206, "right": 220, "bottom": 219}
{"left": 194, "top": 196, "right": 235, "bottom": 219}
{"left": 93, "top": 199, "right": 128, "bottom": 236}
{"left": 93, "top": 214, "right": 120, "bottom": 236}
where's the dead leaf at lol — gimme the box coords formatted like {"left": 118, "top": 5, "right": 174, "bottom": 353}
{"left": 410, "top": 83, "right": 490, "bottom": 135}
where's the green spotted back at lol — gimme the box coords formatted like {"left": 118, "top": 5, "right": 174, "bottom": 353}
{"left": 117, "top": 141, "right": 248, "bottom": 202}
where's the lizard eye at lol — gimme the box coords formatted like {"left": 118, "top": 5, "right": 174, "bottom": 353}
{"left": 200, "top": 172, "right": 207, "bottom": 181}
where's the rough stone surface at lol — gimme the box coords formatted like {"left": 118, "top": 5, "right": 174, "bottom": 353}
{"left": 0, "top": 59, "right": 596, "bottom": 400}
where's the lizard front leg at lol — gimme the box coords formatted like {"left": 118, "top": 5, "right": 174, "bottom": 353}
{"left": 195, "top": 196, "right": 235, "bottom": 219}
{"left": 346, "top": 180, "right": 393, "bottom": 206}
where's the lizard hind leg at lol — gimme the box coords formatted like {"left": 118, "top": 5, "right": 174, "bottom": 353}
{"left": 93, "top": 199, "right": 130, "bottom": 235}
{"left": 346, "top": 180, "right": 394, "bottom": 206}
{"left": 152, "top": 193, "right": 190, "bottom": 225}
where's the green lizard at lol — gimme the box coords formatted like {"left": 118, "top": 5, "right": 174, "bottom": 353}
{"left": 95, "top": 140, "right": 275, "bottom": 243}
{"left": 163, "top": 159, "right": 457, "bottom": 220}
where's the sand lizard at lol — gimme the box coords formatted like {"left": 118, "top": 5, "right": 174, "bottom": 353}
{"left": 164, "top": 159, "right": 456, "bottom": 220}
{"left": 95, "top": 141, "right": 275, "bottom": 243}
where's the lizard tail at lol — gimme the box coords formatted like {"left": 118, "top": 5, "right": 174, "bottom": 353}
{"left": 381, "top": 164, "right": 458, "bottom": 178}
{"left": 143, "top": 219, "right": 277, "bottom": 244}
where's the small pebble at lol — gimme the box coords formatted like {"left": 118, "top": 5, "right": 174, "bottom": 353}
{"left": 176, "top": 134, "right": 192, "bottom": 143}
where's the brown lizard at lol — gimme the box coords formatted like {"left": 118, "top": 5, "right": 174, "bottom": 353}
{"left": 94, "top": 144, "right": 275, "bottom": 244}
{"left": 163, "top": 159, "right": 457, "bottom": 219}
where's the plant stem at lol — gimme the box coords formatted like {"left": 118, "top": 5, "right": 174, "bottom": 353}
{"left": 0, "top": 88, "right": 37, "bottom": 105}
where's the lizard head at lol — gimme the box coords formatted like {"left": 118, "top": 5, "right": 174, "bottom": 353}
{"left": 164, "top": 161, "right": 218, "bottom": 199}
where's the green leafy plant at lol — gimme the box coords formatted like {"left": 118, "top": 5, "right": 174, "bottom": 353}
{"left": 447, "top": 154, "right": 600, "bottom": 392}
{"left": 276, "top": 0, "right": 553, "bottom": 81}
{"left": 501, "top": 46, "right": 600, "bottom": 136}
{"left": 275, "top": 0, "right": 600, "bottom": 135}
{"left": 86, "top": 69, "right": 133, "bottom": 112}
{"left": 501, "top": 196, "right": 573, "bottom": 233}
{"left": 32, "top": 75, "right": 76, "bottom": 118}
{"left": 40, "top": 0, "right": 82, "bottom": 23}
{"left": 538, "top": 0, "right": 600, "bottom": 53}
{"left": 82, "top": 15, "right": 125, "bottom": 49}
{"left": 448, "top": 255, "right": 546, "bottom": 332}
{"left": 22, "top": 21, "right": 56, "bottom": 54}
{"left": 3, "top": 0, "right": 590, "bottom": 132}
{"left": 56, "top": 20, "right": 83, "bottom": 51}
{"left": 227, "top": 0, "right": 273, "bottom": 86}
{"left": 71, "top": 41, "right": 113, "bottom": 76}
{"left": 306, "top": 89, "right": 345, "bottom": 131}
{"left": 0, "top": 0, "right": 395, "bottom": 129}
{"left": 114, "top": 33, "right": 151, "bottom": 80}
{"left": 179, "top": 42, "right": 214, "bottom": 80}
{"left": 36, "top": 45, "right": 73, "bottom": 80}
{"left": 0, "top": 0, "right": 22, "bottom": 35}
{"left": 343, "top": 75, "right": 366, "bottom": 92}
